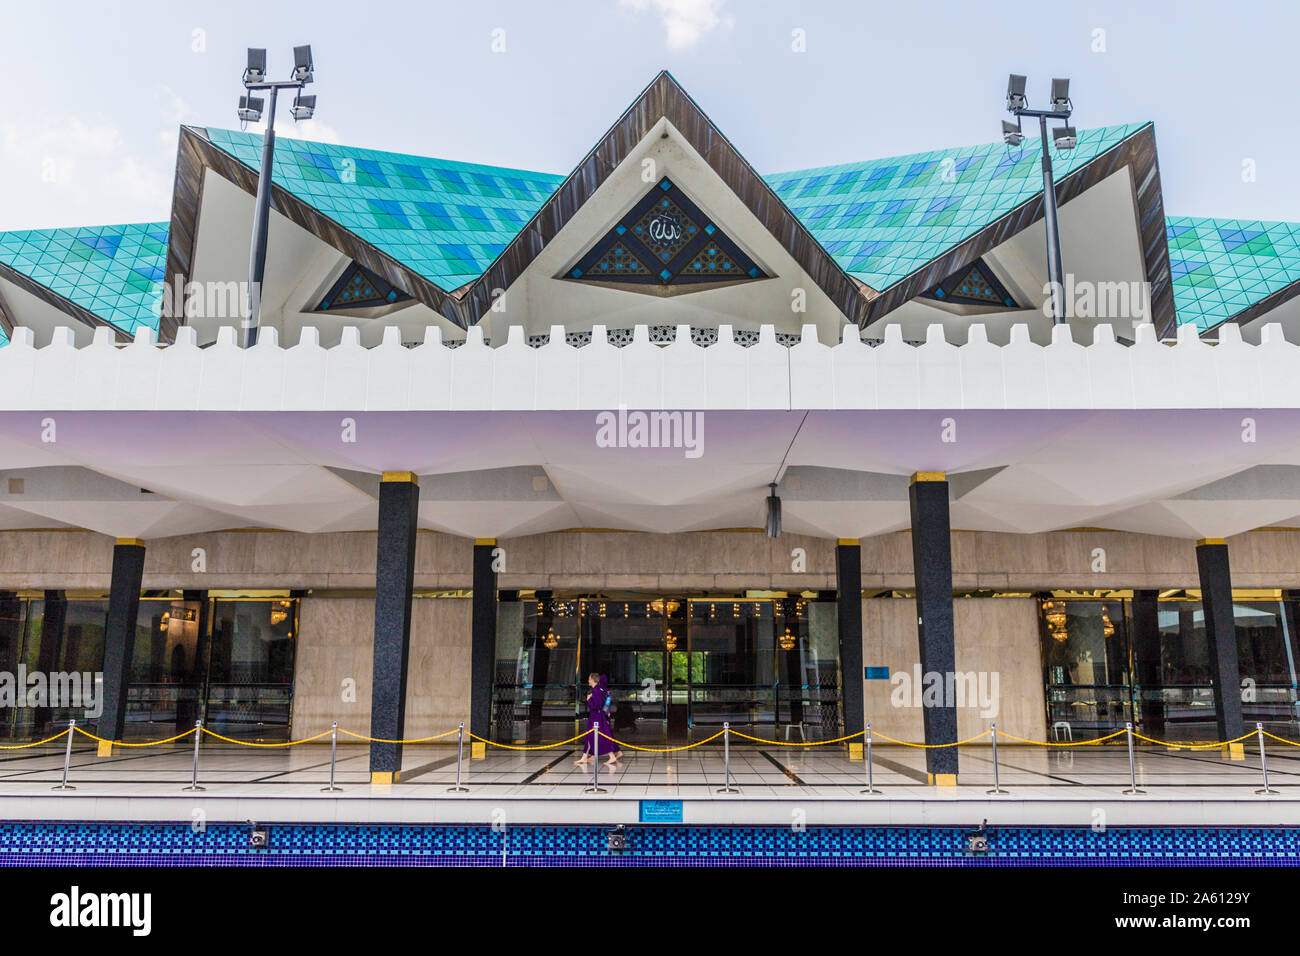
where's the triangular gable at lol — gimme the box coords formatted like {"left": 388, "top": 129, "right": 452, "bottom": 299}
{"left": 162, "top": 125, "right": 563, "bottom": 340}
{"left": 769, "top": 122, "right": 1177, "bottom": 336}
{"left": 452, "top": 71, "right": 870, "bottom": 328}
{"left": 567, "top": 175, "right": 768, "bottom": 290}
{"left": 1164, "top": 215, "right": 1300, "bottom": 333}
{"left": 0, "top": 221, "right": 169, "bottom": 340}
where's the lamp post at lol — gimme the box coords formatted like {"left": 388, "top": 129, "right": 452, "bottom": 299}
{"left": 1002, "top": 75, "right": 1076, "bottom": 325}
{"left": 236, "top": 46, "right": 317, "bottom": 348}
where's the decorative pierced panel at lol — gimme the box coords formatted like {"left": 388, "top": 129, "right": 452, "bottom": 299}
{"left": 567, "top": 177, "right": 768, "bottom": 288}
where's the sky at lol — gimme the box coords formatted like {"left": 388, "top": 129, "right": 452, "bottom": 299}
{"left": 0, "top": 0, "right": 1297, "bottom": 231}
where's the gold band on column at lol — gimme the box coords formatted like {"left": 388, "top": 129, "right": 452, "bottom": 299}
{"left": 910, "top": 472, "right": 947, "bottom": 484}
{"left": 381, "top": 472, "right": 418, "bottom": 484}
{"left": 837, "top": 538, "right": 859, "bottom": 546}
{"left": 1196, "top": 537, "right": 1226, "bottom": 547}
{"left": 475, "top": 538, "right": 496, "bottom": 547}
{"left": 928, "top": 773, "right": 957, "bottom": 787}
{"left": 370, "top": 771, "right": 399, "bottom": 784}
{"left": 114, "top": 538, "right": 145, "bottom": 547}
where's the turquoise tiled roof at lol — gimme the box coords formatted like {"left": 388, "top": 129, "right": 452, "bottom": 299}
{"left": 205, "top": 128, "right": 566, "bottom": 291}
{"left": 765, "top": 124, "right": 1149, "bottom": 292}
{"left": 1166, "top": 216, "right": 1300, "bottom": 332}
{"left": 0, "top": 222, "right": 168, "bottom": 335}
{"left": 2, "top": 122, "right": 1299, "bottom": 343}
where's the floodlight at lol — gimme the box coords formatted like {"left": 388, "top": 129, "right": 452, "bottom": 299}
{"left": 765, "top": 482, "right": 782, "bottom": 539}
{"left": 1001, "top": 120, "right": 1024, "bottom": 147}
{"left": 292, "top": 45, "right": 314, "bottom": 83}
{"left": 237, "top": 95, "right": 264, "bottom": 123}
{"left": 1050, "top": 77, "right": 1071, "bottom": 113}
{"left": 291, "top": 94, "right": 316, "bottom": 121}
{"left": 244, "top": 48, "right": 266, "bottom": 86}
{"left": 1052, "top": 126, "right": 1077, "bottom": 151}
{"left": 1006, "top": 74, "right": 1027, "bottom": 112}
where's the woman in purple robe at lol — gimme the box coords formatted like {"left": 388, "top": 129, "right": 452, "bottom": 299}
{"left": 575, "top": 672, "right": 622, "bottom": 767}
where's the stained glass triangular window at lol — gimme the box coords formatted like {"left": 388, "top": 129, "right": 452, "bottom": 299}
{"left": 921, "top": 258, "right": 1019, "bottom": 308}
{"left": 567, "top": 177, "right": 767, "bottom": 287}
{"left": 315, "top": 261, "right": 413, "bottom": 311}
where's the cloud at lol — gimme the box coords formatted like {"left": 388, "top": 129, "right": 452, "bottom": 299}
{"left": 0, "top": 85, "right": 201, "bottom": 229}
{"left": 275, "top": 118, "right": 342, "bottom": 145}
{"left": 619, "top": 0, "right": 734, "bottom": 49}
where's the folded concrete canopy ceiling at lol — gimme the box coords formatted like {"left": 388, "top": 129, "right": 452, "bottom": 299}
{"left": 0, "top": 320, "right": 1299, "bottom": 541}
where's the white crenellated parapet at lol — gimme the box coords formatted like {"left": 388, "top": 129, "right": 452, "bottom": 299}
{"left": 0, "top": 321, "right": 1298, "bottom": 411}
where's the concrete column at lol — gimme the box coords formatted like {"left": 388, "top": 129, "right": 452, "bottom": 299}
{"left": 368, "top": 472, "right": 419, "bottom": 783}
{"left": 1195, "top": 538, "right": 1245, "bottom": 757}
{"left": 835, "top": 540, "right": 864, "bottom": 747}
{"left": 909, "top": 473, "right": 957, "bottom": 784}
{"left": 97, "top": 539, "right": 146, "bottom": 755}
{"left": 1130, "top": 589, "right": 1164, "bottom": 738}
{"left": 469, "top": 538, "right": 498, "bottom": 750}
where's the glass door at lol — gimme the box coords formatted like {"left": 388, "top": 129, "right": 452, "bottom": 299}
{"left": 580, "top": 600, "right": 680, "bottom": 743}
{"left": 687, "top": 600, "right": 776, "bottom": 739}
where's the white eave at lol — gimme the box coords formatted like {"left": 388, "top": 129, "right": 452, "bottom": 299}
{"left": 0, "top": 320, "right": 1293, "bottom": 412}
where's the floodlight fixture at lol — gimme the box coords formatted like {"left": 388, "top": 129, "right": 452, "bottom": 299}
{"left": 244, "top": 48, "right": 266, "bottom": 86}
{"left": 1006, "top": 74, "right": 1027, "bottom": 112}
{"left": 1050, "top": 77, "right": 1071, "bottom": 114}
{"left": 235, "top": 42, "right": 317, "bottom": 347}
{"left": 292, "top": 45, "right": 314, "bottom": 83}
{"left": 999, "top": 72, "right": 1077, "bottom": 325}
{"left": 765, "top": 482, "right": 782, "bottom": 539}
{"left": 237, "top": 95, "right": 264, "bottom": 123}
{"left": 1052, "top": 126, "right": 1077, "bottom": 151}
{"left": 291, "top": 94, "right": 316, "bottom": 121}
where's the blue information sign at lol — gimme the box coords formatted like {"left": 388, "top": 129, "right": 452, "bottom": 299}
{"left": 864, "top": 666, "right": 890, "bottom": 680}
{"left": 639, "top": 800, "right": 683, "bottom": 823}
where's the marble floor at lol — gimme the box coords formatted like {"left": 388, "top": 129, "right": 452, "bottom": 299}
{"left": 0, "top": 739, "right": 1294, "bottom": 798}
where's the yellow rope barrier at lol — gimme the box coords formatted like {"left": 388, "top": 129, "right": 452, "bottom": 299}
{"left": 75, "top": 726, "right": 196, "bottom": 747}
{"left": 997, "top": 729, "right": 1128, "bottom": 747}
{"left": 8, "top": 722, "right": 1290, "bottom": 752}
{"left": 200, "top": 728, "right": 334, "bottom": 748}
{"left": 599, "top": 730, "right": 724, "bottom": 752}
{"left": 869, "top": 729, "right": 994, "bottom": 748}
{"left": 0, "top": 728, "right": 70, "bottom": 749}
{"left": 729, "top": 730, "right": 864, "bottom": 746}
{"left": 1132, "top": 731, "right": 1255, "bottom": 750}
{"left": 466, "top": 731, "right": 590, "bottom": 751}
{"left": 337, "top": 728, "right": 460, "bottom": 744}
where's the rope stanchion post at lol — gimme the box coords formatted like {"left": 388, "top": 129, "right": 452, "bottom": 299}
{"left": 448, "top": 722, "right": 469, "bottom": 793}
{"left": 986, "top": 722, "right": 1008, "bottom": 795}
{"left": 1255, "top": 722, "right": 1279, "bottom": 795}
{"left": 320, "top": 721, "right": 342, "bottom": 793}
{"left": 52, "top": 720, "right": 75, "bottom": 791}
{"left": 585, "top": 727, "right": 607, "bottom": 794}
{"left": 717, "top": 722, "right": 740, "bottom": 794}
{"left": 1121, "top": 721, "right": 1146, "bottom": 795}
{"left": 182, "top": 720, "right": 205, "bottom": 792}
{"left": 860, "top": 722, "right": 879, "bottom": 795}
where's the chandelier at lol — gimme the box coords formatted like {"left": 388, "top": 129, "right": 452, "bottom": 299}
{"left": 1043, "top": 599, "right": 1069, "bottom": 642}
{"left": 779, "top": 627, "right": 796, "bottom": 651}
{"left": 542, "top": 627, "right": 558, "bottom": 650}
{"left": 664, "top": 625, "right": 677, "bottom": 651}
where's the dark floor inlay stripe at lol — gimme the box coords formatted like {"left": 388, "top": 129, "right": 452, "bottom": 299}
{"left": 758, "top": 750, "right": 804, "bottom": 785}
{"left": 526, "top": 751, "right": 574, "bottom": 784}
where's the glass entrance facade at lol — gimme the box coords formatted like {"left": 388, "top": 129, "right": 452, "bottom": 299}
{"left": 491, "top": 596, "right": 842, "bottom": 744}
{"left": 1039, "top": 592, "right": 1300, "bottom": 741}
{"left": 0, "top": 592, "right": 298, "bottom": 741}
